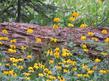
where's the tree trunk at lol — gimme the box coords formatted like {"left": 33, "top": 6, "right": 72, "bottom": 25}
{"left": 16, "top": 0, "right": 21, "bottom": 22}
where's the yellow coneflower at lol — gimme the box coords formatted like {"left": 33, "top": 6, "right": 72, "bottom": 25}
{"left": 101, "top": 29, "right": 108, "bottom": 34}
{"left": 81, "top": 35, "right": 87, "bottom": 41}
{"left": 26, "top": 28, "right": 33, "bottom": 34}
{"left": 72, "top": 12, "right": 79, "bottom": 18}
{"left": 53, "top": 17, "right": 60, "bottom": 22}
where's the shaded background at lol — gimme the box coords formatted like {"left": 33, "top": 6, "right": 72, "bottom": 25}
{"left": 0, "top": 0, "right": 109, "bottom": 27}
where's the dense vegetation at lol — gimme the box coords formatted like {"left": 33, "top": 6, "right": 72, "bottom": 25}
{"left": 0, "top": 0, "right": 109, "bottom": 81}
{"left": 0, "top": 0, "right": 109, "bottom": 26}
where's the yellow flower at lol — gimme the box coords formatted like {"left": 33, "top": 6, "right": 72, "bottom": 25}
{"left": 54, "top": 52, "right": 60, "bottom": 58}
{"left": 0, "top": 37, "right": 9, "bottom": 41}
{"left": 8, "top": 70, "right": 14, "bottom": 75}
{"left": 39, "top": 64, "right": 45, "bottom": 69}
{"left": 21, "top": 46, "right": 27, "bottom": 50}
{"left": 10, "top": 57, "right": 15, "bottom": 61}
{"left": 81, "top": 44, "right": 87, "bottom": 49}
{"left": 3, "top": 70, "right": 9, "bottom": 75}
{"left": 23, "top": 72, "right": 30, "bottom": 76}
{"left": 18, "top": 58, "right": 24, "bottom": 62}
{"left": 5, "top": 63, "right": 10, "bottom": 67}
{"left": 28, "top": 67, "right": 34, "bottom": 72}
{"left": 99, "top": 70, "right": 108, "bottom": 74}
{"left": 64, "top": 59, "right": 71, "bottom": 64}
{"left": 53, "top": 24, "right": 59, "bottom": 29}
{"left": 58, "top": 76, "right": 65, "bottom": 81}
{"left": 83, "top": 48, "right": 89, "bottom": 52}
{"left": 34, "top": 63, "right": 39, "bottom": 69}
{"left": 0, "top": 37, "right": 3, "bottom": 40}
{"left": 27, "top": 55, "right": 32, "bottom": 59}
{"left": 48, "top": 75, "right": 56, "bottom": 80}
{"left": 82, "top": 64, "right": 89, "bottom": 70}
{"left": 62, "top": 52, "right": 67, "bottom": 57}
{"left": 10, "top": 39, "right": 16, "bottom": 43}
{"left": 35, "top": 37, "right": 42, "bottom": 43}
{"left": 10, "top": 58, "right": 19, "bottom": 63}
{"left": 68, "top": 23, "right": 74, "bottom": 27}
{"left": 47, "top": 49, "right": 53, "bottom": 55}
{"left": 101, "top": 52, "right": 108, "bottom": 56}
{"left": 26, "top": 28, "right": 33, "bottom": 34}
{"left": 92, "top": 37, "right": 99, "bottom": 42}
{"left": 44, "top": 68, "right": 49, "bottom": 73}
{"left": 62, "top": 48, "right": 70, "bottom": 57}
{"left": 38, "top": 73, "right": 44, "bottom": 77}
{"left": 54, "top": 47, "right": 60, "bottom": 52}
{"left": 88, "top": 32, "right": 94, "bottom": 36}
{"left": 2, "top": 29, "right": 8, "bottom": 34}
{"left": 87, "top": 70, "right": 94, "bottom": 74}
{"left": 10, "top": 44, "right": 16, "bottom": 49}
{"left": 62, "top": 48, "right": 69, "bottom": 52}
{"left": 8, "top": 49, "right": 16, "bottom": 53}
{"left": 58, "top": 77, "right": 66, "bottom": 81}
{"left": 76, "top": 74, "right": 83, "bottom": 77}
{"left": 4, "top": 37, "right": 9, "bottom": 40}
{"left": 13, "top": 63, "right": 17, "bottom": 66}
{"left": 81, "top": 35, "right": 87, "bottom": 41}
{"left": 63, "top": 69, "right": 69, "bottom": 73}
{"left": 28, "top": 67, "right": 33, "bottom": 70}
{"left": 72, "top": 12, "right": 79, "bottom": 18}
{"left": 72, "top": 67, "right": 77, "bottom": 71}
{"left": 56, "top": 66, "right": 62, "bottom": 70}
{"left": 71, "top": 61, "right": 77, "bottom": 66}
{"left": 50, "top": 37, "right": 58, "bottom": 42}
{"left": 104, "top": 38, "right": 109, "bottom": 43}
{"left": 43, "top": 68, "right": 52, "bottom": 75}
{"left": 80, "top": 24, "right": 87, "bottom": 28}
{"left": 24, "top": 77, "right": 30, "bottom": 80}
{"left": 0, "top": 42, "right": 2, "bottom": 45}
{"left": 101, "top": 29, "right": 108, "bottom": 34}
{"left": 49, "top": 60, "right": 54, "bottom": 64}
{"left": 6, "top": 70, "right": 16, "bottom": 77}
{"left": 18, "top": 65, "right": 24, "bottom": 70}
{"left": 94, "top": 58, "right": 101, "bottom": 63}
{"left": 68, "top": 17, "right": 75, "bottom": 21}
{"left": 53, "top": 17, "right": 60, "bottom": 22}
{"left": 83, "top": 74, "right": 89, "bottom": 78}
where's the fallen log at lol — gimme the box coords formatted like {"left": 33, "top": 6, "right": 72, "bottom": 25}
{"left": 0, "top": 22, "right": 109, "bottom": 60}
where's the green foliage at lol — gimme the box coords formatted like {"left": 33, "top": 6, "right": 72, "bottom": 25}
{"left": 53, "top": 0, "right": 109, "bottom": 27}
{"left": 0, "top": 0, "right": 109, "bottom": 27}
{"left": 0, "top": 0, "right": 56, "bottom": 25}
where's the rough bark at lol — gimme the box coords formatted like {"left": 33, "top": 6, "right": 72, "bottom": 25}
{"left": 0, "top": 22, "right": 109, "bottom": 59}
